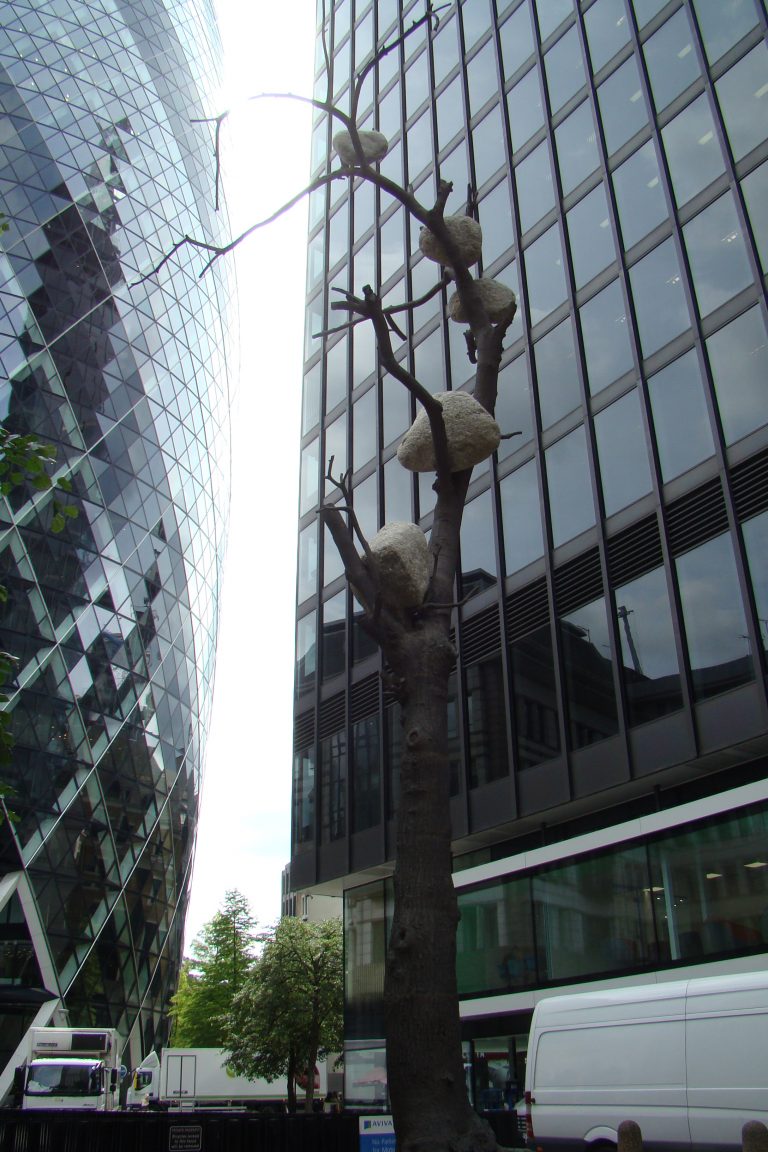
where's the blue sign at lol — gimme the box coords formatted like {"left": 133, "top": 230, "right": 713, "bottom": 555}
{"left": 359, "top": 1115, "right": 396, "bottom": 1152}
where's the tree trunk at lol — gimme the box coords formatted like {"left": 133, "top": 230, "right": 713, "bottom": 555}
{"left": 287, "top": 1049, "right": 297, "bottom": 1114}
{"left": 384, "top": 624, "right": 496, "bottom": 1152}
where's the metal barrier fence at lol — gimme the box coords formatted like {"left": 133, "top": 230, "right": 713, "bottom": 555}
{"left": 0, "top": 1109, "right": 523, "bottom": 1152}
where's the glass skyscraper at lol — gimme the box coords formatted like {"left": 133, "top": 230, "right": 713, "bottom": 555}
{"left": 0, "top": 0, "right": 234, "bottom": 1089}
{"left": 294, "top": 0, "right": 768, "bottom": 1104}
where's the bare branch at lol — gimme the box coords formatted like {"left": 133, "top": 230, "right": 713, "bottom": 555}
{"left": 324, "top": 457, "right": 377, "bottom": 571}
{"left": 350, "top": 5, "right": 449, "bottom": 126}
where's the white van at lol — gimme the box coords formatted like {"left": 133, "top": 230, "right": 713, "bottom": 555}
{"left": 521, "top": 970, "right": 768, "bottom": 1150}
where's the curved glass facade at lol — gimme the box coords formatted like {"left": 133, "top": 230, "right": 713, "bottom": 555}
{"left": 0, "top": 0, "right": 234, "bottom": 1082}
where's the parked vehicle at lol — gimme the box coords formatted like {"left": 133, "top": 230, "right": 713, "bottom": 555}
{"left": 15, "top": 1027, "right": 121, "bottom": 1112}
{"left": 521, "top": 970, "right": 768, "bottom": 1150}
{"left": 126, "top": 1047, "right": 326, "bottom": 1111}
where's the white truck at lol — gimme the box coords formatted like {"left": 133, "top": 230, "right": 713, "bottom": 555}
{"left": 520, "top": 970, "right": 768, "bottom": 1150}
{"left": 15, "top": 1027, "right": 122, "bottom": 1111}
{"left": 126, "top": 1047, "right": 325, "bottom": 1111}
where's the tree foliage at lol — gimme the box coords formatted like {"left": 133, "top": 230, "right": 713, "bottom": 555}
{"left": 225, "top": 916, "right": 343, "bottom": 1113}
{"left": 169, "top": 889, "right": 257, "bottom": 1047}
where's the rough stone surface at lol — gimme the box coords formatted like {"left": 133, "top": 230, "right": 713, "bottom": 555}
{"left": 447, "top": 278, "right": 516, "bottom": 324}
{"left": 369, "top": 522, "right": 431, "bottom": 607}
{"left": 419, "top": 215, "right": 483, "bottom": 268}
{"left": 397, "top": 392, "right": 501, "bottom": 473}
{"left": 332, "top": 129, "right": 389, "bottom": 166}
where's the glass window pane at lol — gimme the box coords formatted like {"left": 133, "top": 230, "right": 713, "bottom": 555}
{"left": 326, "top": 336, "right": 348, "bottom": 413}
{"left": 661, "top": 93, "right": 727, "bottom": 209}
{"left": 594, "top": 388, "right": 653, "bottom": 516}
{"left": 510, "top": 622, "right": 561, "bottom": 767}
{"left": 461, "top": 488, "right": 498, "bottom": 596}
{"left": 472, "top": 104, "right": 506, "bottom": 190}
{"left": 405, "top": 54, "right": 429, "bottom": 119}
{"left": 467, "top": 42, "right": 497, "bottom": 115}
{"left": 501, "top": 460, "right": 544, "bottom": 575}
{"left": 384, "top": 454, "right": 412, "bottom": 521}
{"left": 302, "top": 362, "right": 322, "bottom": 434}
{"left": 584, "top": 0, "right": 631, "bottom": 72}
{"left": 683, "top": 191, "right": 754, "bottom": 320}
{"left": 647, "top": 350, "right": 715, "bottom": 481}
{"left": 546, "top": 425, "right": 595, "bottom": 547}
{"left": 632, "top": 0, "right": 668, "bottom": 26}
{"left": 544, "top": 25, "right": 587, "bottom": 113}
{"left": 534, "top": 845, "right": 656, "bottom": 980}
{"left": 296, "top": 611, "right": 317, "bottom": 693}
{"left": 500, "top": 3, "right": 535, "bottom": 77}
{"left": 597, "top": 56, "right": 648, "bottom": 156}
{"left": 380, "top": 208, "right": 404, "bottom": 285}
{"left": 300, "top": 439, "right": 320, "bottom": 515}
{"left": 352, "top": 715, "right": 381, "bottom": 832}
{"left": 438, "top": 142, "right": 470, "bottom": 209}
{"left": 524, "top": 224, "right": 568, "bottom": 325}
{"left": 353, "top": 387, "right": 377, "bottom": 472}
{"left": 461, "top": 0, "right": 492, "bottom": 50}
{"left": 742, "top": 511, "right": 768, "bottom": 656}
{"left": 555, "top": 99, "right": 600, "bottom": 196}
{"left": 534, "top": 317, "right": 581, "bottom": 429}
{"left": 707, "top": 305, "right": 768, "bottom": 446}
{"left": 297, "top": 521, "right": 318, "bottom": 604}
{"left": 328, "top": 201, "right": 349, "bottom": 270}
{"left": 354, "top": 178, "right": 375, "bottom": 242}
{"left": 405, "top": 111, "right": 432, "bottom": 186}
{"left": 437, "top": 76, "right": 464, "bottom": 150}
{"left": 516, "top": 141, "right": 556, "bottom": 234}
{"left": 535, "top": 0, "right": 573, "bottom": 41}
{"left": 495, "top": 354, "right": 535, "bottom": 459}
{"left": 466, "top": 655, "right": 509, "bottom": 787}
{"left": 324, "top": 410, "right": 347, "bottom": 495}
{"left": 478, "top": 179, "right": 515, "bottom": 266}
{"left": 560, "top": 596, "right": 618, "bottom": 748}
{"left": 579, "top": 279, "right": 634, "bottom": 396}
{"left": 457, "top": 877, "right": 537, "bottom": 995}
{"left": 413, "top": 327, "right": 444, "bottom": 395}
{"left": 676, "top": 533, "right": 754, "bottom": 701}
{"left": 292, "top": 748, "right": 315, "bottom": 844}
{"left": 507, "top": 66, "right": 545, "bottom": 151}
{"left": 353, "top": 471, "right": 378, "bottom": 543}
{"left": 323, "top": 523, "right": 345, "bottom": 586}
{"left": 715, "top": 42, "right": 768, "bottom": 163}
{"left": 615, "top": 567, "right": 682, "bottom": 726}
{"left": 432, "top": 16, "right": 459, "bottom": 86}
{"left": 692, "top": 0, "right": 761, "bottom": 66}
{"left": 742, "top": 161, "right": 768, "bottom": 274}
{"left": 629, "top": 238, "right": 690, "bottom": 358}
{"left": 566, "top": 183, "right": 616, "bottom": 289}
{"left": 320, "top": 730, "right": 346, "bottom": 841}
{"left": 643, "top": 7, "right": 701, "bottom": 113}
{"left": 322, "top": 590, "right": 346, "bottom": 679}
{"left": 612, "top": 140, "right": 667, "bottom": 250}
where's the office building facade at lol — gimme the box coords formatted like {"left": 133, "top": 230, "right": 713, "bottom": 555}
{"left": 0, "top": 0, "right": 234, "bottom": 1090}
{"left": 293, "top": 0, "right": 768, "bottom": 1106}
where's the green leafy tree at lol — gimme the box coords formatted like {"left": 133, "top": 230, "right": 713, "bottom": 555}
{"left": 225, "top": 917, "right": 343, "bottom": 1114}
{"left": 169, "top": 889, "right": 257, "bottom": 1047}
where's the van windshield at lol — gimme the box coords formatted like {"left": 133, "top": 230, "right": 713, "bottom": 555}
{"left": 26, "top": 1061, "right": 102, "bottom": 1097}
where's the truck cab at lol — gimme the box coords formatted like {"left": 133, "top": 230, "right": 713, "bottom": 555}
{"left": 17, "top": 1028, "right": 121, "bottom": 1112}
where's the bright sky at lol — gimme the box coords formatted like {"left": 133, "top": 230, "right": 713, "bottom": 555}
{"left": 183, "top": 0, "right": 317, "bottom": 949}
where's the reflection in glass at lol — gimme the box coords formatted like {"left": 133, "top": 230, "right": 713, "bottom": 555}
{"left": 380, "top": 209, "right": 404, "bottom": 285}
{"left": 325, "top": 337, "right": 348, "bottom": 413}
{"left": 499, "top": 3, "right": 535, "bottom": 77}
{"left": 296, "top": 611, "right": 317, "bottom": 693}
{"left": 594, "top": 388, "right": 653, "bottom": 516}
{"left": 544, "top": 25, "right": 586, "bottom": 113}
{"left": 584, "top": 0, "right": 630, "bottom": 72}
{"left": 629, "top": 238, "right": 690, "bottom": 358}
{"left": 413, "top": 327, "right": 444, "bottom": 395}
{"left": 461, "top": 489, "right": 498, "bottom": 596}
{"left": 501, "top": 461, "right": 544, "bottom": 576}
{"left": 684, "top": 192, "right": 753, "bottom": 321}
{"left": 567, "top": 182, "right": 615, "bottom": 289}
{"left": 524, "top": 224, "right": 568, "bottom": 325}
{"left": 437, "top": 76, "right": 464, "bottom": 150}
{"left": 384, "top": 454, "right": 412, "bottom": 522}
{"left": 354, "top": 178, "right": 375, "bottom": 242}
{"left": 510, "top": 622, "right": 561, "bottom": 768}
{"left": 405, "top": 112, "right": 432, "bottom": 185}
{"left": 472, "top": 105, "right": 506, "bottom": 190}
{"left": 615, "top": 567, "right": 682, "bottom": 726}
{"left": 676, "top": 533, "right": 754, "bottom": 701}
{"left": 353, "top": 387, "right": 377, "bottom": 472}
{"left": 560, "top": 596, "right": 618, "bottom": 749}
{"left": 706, "top": 305, "right": 768, "bottom": 446}
{"left": 507, "top": 66, "right": 545, "bottom": 150}
{"left": 432, "top": 16, "right": 459, "bottom": 86}
{"left": 345, "top": 882, "right": 387, "bottom": 1043}
{"left": 354, "top": 471, "right": 378, "bottom": 544}
{"left": 300, "top": 439, "right": 320, "bottom": 515}
{"left": 353, "top": 715, "right": 381, "bottom": 832}
{"left": 297, "top": 521, "right": 318, "bottom": 603}
{"left": 693, "top": 0, "right": 761, "bottom": 65}
{"left": 643, "top": 7, "right": 700, "bottom": 112}
{"left": 534, "top": 317, "right": 581, "bottom": 429}
{"left": 457, "top": 875, "right": 536, "bottom": 995}
{"left": 742, "top": 162, "right": 768, "bottom": 273}
{"left": 383, "top": 374, "right": 411, "bottom": 446}
{"left": 495, "top": 355, "right": 534, "bottom": 459}
{"left": 467, "top": 42, "right": 497, "bottom": 114}
{"left": 715, "top": 42, "right": 768, "bottom": 163}
{"left": 555, "top": 99, "right": 599, "bottom": 196}
{"left": 324, "top": 410, "right": 347, "bottom": 496}
{"left": 321, "top": 730, "right": 346, "bottom": 842}
{"left": 322, "top": 590, "right": 346, "bottom": 680}
{"left": 328, "top": 201, "right": 349, "bottom": 270}
{"left": 535, "top": 0, "right": 573, "bottom": 41}
{"left": 579, "top": 279, "right": 633, "bottom": 396}
{"left": 405, "top": 55, "right": 429, "bottom": 118}
{"left": 516, "top": 141, "right": 556, "bottom": 235}
{"left": 597, "top": 56, "right": 648, "bottom": 155}
{"left": 612, "top": 140, "right": 666, "bottom": 250}
{"left": 302, "top": 362, "right": 322, "bottom": 434}
{"left": 546, "top": 425, "right": 595, "bottom": 547}
{"left": 478, "top": 179, "right": 515, "bottom": 266}
{"left": 661, "top": 94, "right": 726, "bottom": 209}
{"left": 647, "top": 350, "right": 715, "bottom": 481}
{"left": 742, "top": 511, "right": 768, "bottom": 655}
{"left": 466, "top": 655, "right": 509, "bottom": 787}
{"left": 323, "top": 523, "right": 344, "bottom": 586}
{"left": 438, "top": 143, "right": 470, "bottom": 212}
{"left": 292, "top": 747, "right": 315, "bottom": 844}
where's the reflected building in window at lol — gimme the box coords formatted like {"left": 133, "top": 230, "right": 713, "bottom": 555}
{"left": 0, "top": 0, "right": 234, "bottom": 1093}
{"left": 292, "top": 0, "right": 768, "bottom": 1107}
